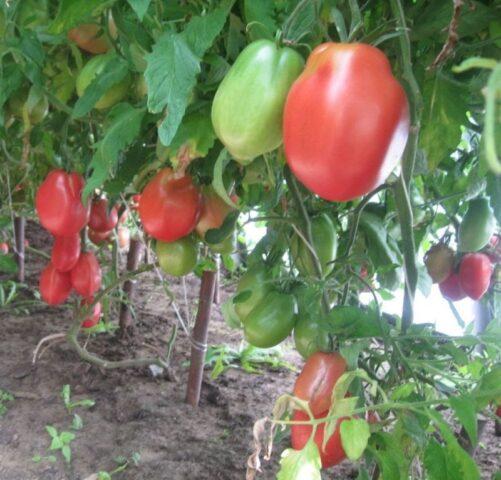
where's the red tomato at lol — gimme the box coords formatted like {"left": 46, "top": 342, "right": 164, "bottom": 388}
{"left": 81, "top": 299, "right": 102, "bottom": 329}
{"left": 283, "top": 43, "right": 409, "bottom": 202}
{"left": 439, "top": 273, "right": 466, "bottom": 302}
{"left": 496, "top": 405, "right": 501, "bottom": 417}
{"left": 195, "top": 187, "right": 235, "bottom": 238}
{"left": 117, "top": 226, "right": 130, "bottom": 249}
{"left": 459, "top": 253, "right": 493, "bottom": 300}
{"left": 51, "top": 234, "right": 81, "bottom": 272}
{"left": 366, "top": 410, "right": 380, "bottom": 424}
{"left": 35, "top": 170, "right": 89, "bottom": 236}
{"left": 0, "top": 242, "right": 8, "bottom": 254}
{"left": 291, "top": 409, "right": 347, "bottom": 468}
{"left": 293, "top": 352, "right": 347, "bottom": 417}
{"left": 39, "top": 263, "right": 72, "bottom": 305}
{"left": 24, "top": 239, "right": 29, "bottom": 248}
{"left": 70, "top": 252, "right": 102, "bottom": 298}
{"left": 88, "top": 199, "right": 118, "bottom": 232}
{"left": 67, "top": 16, "right": 116, "bottom": 54}
{"left": 88, "top": 228, "right": 112, "bottom": 246}
{"left": 138, "top": 168, "right": 202, "bottom": 242}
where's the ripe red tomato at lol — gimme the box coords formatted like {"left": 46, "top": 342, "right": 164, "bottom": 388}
{"left": 283, "top": 43, "right": 409, "bottom": 202}
{"left": 70, "top": 252, "right": 102, "bottom": 298}
{"left": 36, "top": 170, "right": 89, "bottom": 236}
{"left": 88, "top": 228, "right": 112, "bottom": 246}
{"left": 138, "top": 168, "right": 202, "bottom": 242}
{"left": 0, "top": 242, "right": 8, "bottom": 254}
{"left": 131, "top": 194, "right": 141, "bottom": 211}
{"left": 439, "top": 273, "right": 466, "bottom": 302}
{"left": 290, "top": 409, "right": 347, "bottom": 468}
{"left": 88, "top": 199, "right": 118, "bottom": 232}
{"left": 51, "top": 234, "right": 81, "bottom": 272}
{"left": 81, "top": 299, "right": 102, "bottom": 329}
{"left": 117, "top": 226, "right": 130, "bottom": 249}
{"left": 293, "top": 352, "right": 347, "bottom": 417}
{"left": 39, "top": 263, "right": 72, "bottom": 305}
{"left": 195, "top": 187, "right": 235, "bottom": 239}
{"left": 459, "top": 253, "right": 493, "bottom": 300}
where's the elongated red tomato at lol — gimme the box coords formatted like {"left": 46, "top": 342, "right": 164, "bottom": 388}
{"left": 291, "top": 410, "right": 347, "bottom": 468}
{"left": 39, "top": 263, "right": 72, "bottom": 305}
{"left": 36, "top": 170, "right": 89, "bottom": 236}
{"left": 138, "top": 168, "right": 202, "bottom": 242}
{"left": 459, "top": 253, "right": 493, "bottom": 300}
{"left": 51, "top": 234, "right": 81, "bottom": 272}
{"left": 439, "top": 273, "right": 466, "bottom": 302}
{"left": 88, "top": 228, "right": 112, "bottom": 246}
{"left": 284, "top": 43, "right": 409, "bottom": 202}
{"left": 70, "top": 252, "right": 102, "bottom": 298}
{"left": 88, "top": 199, "right": 118, "bottom": 232}
{"left": 293, "top": 352, "right": 347, "bottom": 416}
{"left": 81, "top": 299, "right": 102, "bottom": 329}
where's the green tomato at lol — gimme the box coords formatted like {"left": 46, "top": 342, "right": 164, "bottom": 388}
{"left": 234, "top": 267, "right": 270, "bottom": 322}
{"left": 458, "top": 197, "right": 496, "bottom": 252}
{"left": 293, "top": 315, "right": 331, "bottom": 359}
{"left": 211, "top": 40, "right": 304, "bottom": 164}
{"left": 76, "top": 54, "right": 131, "bottom": 110}
{"left": 156, "top": 237, "right": 198, "bottom": 277}
{"left": 291, "top": 214, "right": 338, "bottom": 278}
{"left": 243, "top": 291, "right": 296, "bottom": 348}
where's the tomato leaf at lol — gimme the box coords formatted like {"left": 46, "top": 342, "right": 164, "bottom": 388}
{"left": 205, "top": 211, "right": 239, "bottom": 244}
{"left": 424, "top": 438, "right": 450, "bottom": 480}
{"left": 449, "top": 395, "right": 477, "bottom": 447}
{"left": 212, "top": 148, "right": 238, "bottom": 207}
{"left": 326, "top": 305, "right": 388, "bottom": 338}
{"left": 221, "top": 297, "right": 241, "bottom": 329}
{"left": 244, "top": 0, "right": 277, "bottom": 40}
{"left": 126, "top": 0, "right": 151, "bottom": 21}
{"left": 83, "top": 104, "right": 145, "bottom": 200}
{"left": 277, "top": 440, "right": 321, "bottom": 480}
{"left": 49, "top": 0, "right": 116, "bottom": 34}
{"left": 283, "top": 0, "right": 318, "bottom": 43}
{"left": 340, "top": 418, "right": 371, "bottom": 460}
{"left": 0, "top": 255, "right": 18, "bottom": 274}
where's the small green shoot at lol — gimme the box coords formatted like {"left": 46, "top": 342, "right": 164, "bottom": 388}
{"left": 96, "top": 452, "right": 141, "bottom": 479}
{"left": 45, "top": 425, "right": 75, "bottom": 463}
{"left": 61, "top": 384, "right": 95, "bottom": 413}
{"left": 0, "top": 388, "right": 14, "bottom": 417}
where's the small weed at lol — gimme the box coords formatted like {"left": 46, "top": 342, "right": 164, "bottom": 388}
{"left": 0, "top": 388, "right": 14, "bottom": 417}
{"left": 45, "top": 426, "right": 75, "bottom": 463}
{"left": 96, "top": 452, "right": 141, "bottom": 479}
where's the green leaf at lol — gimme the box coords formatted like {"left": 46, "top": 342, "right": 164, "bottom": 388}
{"left": 212, "top": 148, "right": 238, "bottom": 207}
{"left": 45, "top": 426, "right": 58, "bottom": 439}
{"left": 424, "top": 439, "right": 449, "bottom": 480}
{"left": 72, "top": 55, "right": 129, "bottom": 118}
{"left": 0, "top": 255, "right": 18, "bottom": 274}
{"left": 146, "top": 1, "right": 233, "bottom": 146}
{"left": 244, "top": 0, "right": 277, "bottom": 40}
{"left": 98, "top": 472, "right": 112, "bottom": 480}
{"left": 417, "top": 265, "right": 432, "bottom": 297}
{"left": 340, "top": 418, "right": 371, "bottom": 460}
{"left": 83, "top": 104, "right": 145, "bottom": 199}
{"left": 420, "top": 74, "right": 468, "bottom": 170}
{"left": 72, "top": 414, "right": 83, "bottom": 430}
{"left": 356, "top": 468, "right": 370, "bottom": 480}
{"left": 61, "top": 445, "right": 72, "bottom": 463}
{"left": 61, "top": 384, "right": 71, "bottom": 407}
{"left": 126, "top": 0, "right": 151, "bottom": 20}
{"left": 450, "top": 395, "right": 477, "bottom": 447}
{"left": 60, "top": 431, "right": 75, "bottom": 444}
{"left": 205, "top": 211, "right": 239, "bottom": 244}
{"left": 49, "top": 0, "right": 116, "bottom": 34}
{"left": 283, "top": 0, "right": 318, "bottom": 42}
{"left": 326, "top": 306, "right": 387, "bottom": 338}
{"left": 359, "top": 212, "right": 399, "bottom": 267}
{"left": 277, "top": 440, "right": 322, "bottom": 480}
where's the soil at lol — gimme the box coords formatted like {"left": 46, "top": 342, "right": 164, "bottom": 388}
{"left": 0, "top": 221, "right": 499, "bottom": 480}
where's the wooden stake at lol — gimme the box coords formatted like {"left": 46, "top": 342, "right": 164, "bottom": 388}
{"left": 213, "top": 256, "right": 220, "bottom": 305}
{"left": 14, "top": 216, "right": 25, "bottom": 282}
{"left": 185, "top": 270, "right": 216, "bottom": 407}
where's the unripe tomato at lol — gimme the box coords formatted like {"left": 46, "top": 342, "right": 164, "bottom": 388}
{"left": 156, "top": 237, "right": 198, "bottom": 277}
{"left": 39, "top": 263, "right": 72, "bottom": 305}
{"left": 458, "top": 197, "right": 497, "bottom": 252}
{"left": 291, "top": 214, "right": 337, "bottom": 278}
{"left": 36, "top": 170, "right": 89, "bottom": 237}
{"left": 89, "top": 199, "right": 118, "bottom": 232}
{"left": 51, "top": 234, "right": 81, "bottom": 272}
{"left": 8, "top": 87, "right": 49, "bottom": 126}
{"left": 138, "top": 168, "right": 202, "bottom": 242}
{"left": 76, "top": 54, "right": 131, "bottom": 109}
{"left": 243, "top": 291, "right": 296, "bottom": 348}
{"left": 70, "top": 252, "right": 102, "bottom": 298}
{"left": 459, "top": 253, "right": 493, "bottom": 300}
{"left": 439, "top": 273, "right": 466, "bottom": 302}
{"left": 0, "top": 242, "right": 8, "bottom": 254}
{"left": 291, "top": 409, "right": 348, "bottom": 468}
{"left": 195, "top": 187, "right": 235, "bottom": 239}
{"left": 284, "top": 43, "right": 409, "bottom": 202}
{"left": 424, "top": 243, "right": 455, "bottom": 284}
{"left": 117, "top": 226, "right": 130, "bottom": 250}
{"left": 234, "top": 267, "right": 270, "bottom": 322}
{"left": 294, "top": 352, "right": 347, "bottom": 417}
{"left": 211, "top": 40, "right": 304, "bottom": 163}
{"left": 67, "top": 16, "right": 116, "bottom": 54}
{"left": 294, "top": 316, "right": 331, "bottom": 359}
{"left": 81, "top": 299, "right": 102, "bottom": 329}
{"left": 135, "top": 75, "right": 148, "bottom": 99}
{"left": 88, "top": 228, "right": 112, "bottom": 246}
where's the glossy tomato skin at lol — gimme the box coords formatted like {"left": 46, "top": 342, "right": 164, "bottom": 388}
{"left": 291, "top": 214, "right": 337, "bottom": 278}
{"left": 76, "top": 54, "right": 131, "bottom": 109}
{"left": 439, "top": 273, "right": 466, "bottom": 302}
{"left": 243, "top": 291, "right": 296, "bottom": 348}
{"left": 458, "top": 197, "right": 497, "bottom": 252}
{"left": 195, "top": 187, "right": 235, "bottom": 239}
{"left": 284, "top": 43, "right": 409, "bottom": 202}
{"left": 139, "top": 168, "right": 202, "bottom": 242}
{"left": 36, "top": 170, "right": 89, "bottom": 236}
{"left": 81, "top": 299, "right": 102, "bottom": 329}
{"left": 294, "top": 352, "right": 347, "bottom": 417}
{"left": 39, "top": 263, "right": 72, "bottom": 305}
{"left": 234, "top": 267, "right": 271, "bottom": 322}
{"left": 88, "top": 228, "right": 112, "bottom": 246}
{"left": 51, "top": 234, "right": 81, "bottom": 272}
{"left": 212, "top": 40, "right": 304, "bottom": 163}
{"left": 459, "top": 253, "right": 493, "bottom": 300}
{"left": 156, "top": 237, "right": 198, "bottom": 277}
{"left": 89, "top": 199, "right": 118, "bottom": 232}
{"left": 0, "top": 242, "right": 8, "bottom": 254}
{"left": 294, "top": 315, "right": 331, "bottom": 359}
{"left": 291, "top": 410, "right": 347, "bottom": 468}
{"left": 70, "top": 252, "right": 102, "bottom": 298}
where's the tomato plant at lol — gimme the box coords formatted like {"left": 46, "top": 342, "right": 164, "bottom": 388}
{"left": 70, "top": 252, "right": 102, "bottom": 298}
{"left": 39, "top": 263, "right": 72, "bottom": 306}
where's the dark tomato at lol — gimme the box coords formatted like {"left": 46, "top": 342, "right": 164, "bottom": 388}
{"left": 459, "top": 253, "right": 493, "bottom": 300}
{"left": 70, "top": 252, "right": 102, "bottom": 298}
{"left": 88, "top": 228, "right": 112, "bottom": 246}
{"left": 67, "top": 17, "right": 116, "bottom": 55}
{"left": 439, "top": 273, "right": 466, "bottom": 302}
{"left": 88, "top": 199, "right": 118, "bottom": 232}
{"left": 39, "top": 263, "right": 72, "bottom": 305}
{"left": 51, "top": 234, "right": 81, "bottom": 272}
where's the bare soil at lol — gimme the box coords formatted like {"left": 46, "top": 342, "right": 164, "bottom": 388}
{"left": 0, "top": 222, "right": 499, "bottom": 480}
